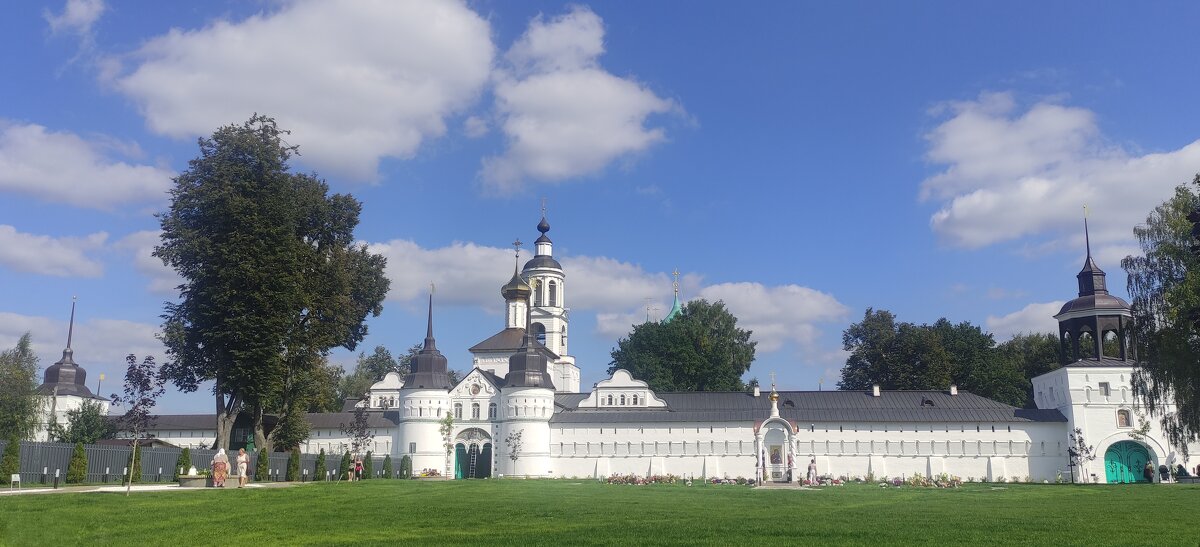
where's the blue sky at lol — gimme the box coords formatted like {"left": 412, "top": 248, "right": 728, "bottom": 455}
{"left": 2, "top": 1, "right": 1198, "bottom": 413}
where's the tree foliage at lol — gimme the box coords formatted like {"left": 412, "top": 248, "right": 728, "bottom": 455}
{"left": 339, "top": 451, "right": 351, "bottom": 480}
{"left": 382, "top": 454, "right": 393, "bottom": 479}
{"left": 314, "top": 448, "right": 327, "bottom": 481}
{"left": 363, "top": 450, "right": 373, "bottom": 480}
{"left": 52, "top": 399, "right": 116, "bottom": 445}
{"left": 155, "top": 115, "right": 389, "bottom": 451}
{"left": 67, "top": 442, "right": 87, "bottom": 484}
{"left": 255, "top": 448, "right": 270, "bottom": 481}
{"left": 608, "top": 299, "right": 755, "bottom": 392}
{"left": 1122, "top": 176, "right": 1200, "bottom": 454}
{"left": 286, "top": 448, "right": 300, "bottom": 481}
{"left": 838, "top": 309, "right": 1044, "bottom": 407}
{"left": 0, "top": 437, "right": 19, "bottom": 485}
{"left": 337, "top": 344, "right": 419, "bottom": 406}
{"left": 399, "top": 454, "right": 412, "bottom": 479}
{"left": 174, "top": 447, "right": 191, "bottom": 480}
{"left": 0, "top": 333, "right": 40, "bottom": 441}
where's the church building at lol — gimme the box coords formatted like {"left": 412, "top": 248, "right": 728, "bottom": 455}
{"left": 117, "top": 215, "right": 1195, "bottom": 483}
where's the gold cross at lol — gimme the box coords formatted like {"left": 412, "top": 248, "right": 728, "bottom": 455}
{"left": 512, "top": 238, "right": 522, "bottom": 257}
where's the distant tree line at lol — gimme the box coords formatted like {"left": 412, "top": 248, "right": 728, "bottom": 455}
{"left": 838, "top": 308, "right": 1060, "bottom": 408}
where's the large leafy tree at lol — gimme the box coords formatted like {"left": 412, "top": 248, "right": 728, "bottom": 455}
{"left": 51, "top": 399, "right": 116, "bottom": 445}
{"left": 0, "top": 333, "right": 40, "bottom": 440}
{"left": 609, "top": 299, "right": 755, "bottom": 391}
{"left": 1122, "top": 176, "right": 1200, "bottom": 453}
{"left": 995, "top": 332, "right": 1062, "bottom": 405}
{"left": 155, "top": 115, "right": 389, "bottom": 451}
{"left": 838, "top": 309, "right": 1029, "bottom": 407}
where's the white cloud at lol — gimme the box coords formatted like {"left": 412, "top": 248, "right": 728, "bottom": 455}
{"left": 0, "top": 225, "right": 107, "bottom": 277}
{"left": 0, "top": 310, "right": 164, "bottom": 394}
{"left": 367, "top": 237, "right": 847, "bottom": 355}
{"left": 697, "top": 283, "right": 850, "bottom": 353}
{"left": 366, "top": 239, "right": 515, "bottom": 308}
{"left": 114, "top": 0, "right": 494, "bottom": 181}
{"left": 44, "top": 0, "right": 106, "bottom": 35}
{"left": 113, "top": 230, "right": 182, "bottom": 294}
{"left": 0, "top": 122, "right": 173, "bottom": 209}
{"left": 481, "top": 7, "right": 679, "bottom": 191}
{"left": 921, "top": 91, "right": 1200, "bottom": 256}
{"left": 985, "top": 301, "right": 1065, "bottom": 341}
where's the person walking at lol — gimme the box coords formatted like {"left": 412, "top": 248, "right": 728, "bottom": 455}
{"left": 211, "top": 449, "right": 229, "bottom": 487}
{"left": 237, "top": 448, "right": 250, "bottom": 488}
{"left": 807, "top": 458, "right": 818, "bottom": 485}
{"left": 354, "top": 458, "right": 364, "bottom": 481}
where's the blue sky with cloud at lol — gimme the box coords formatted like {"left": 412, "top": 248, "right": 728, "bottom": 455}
{"left": 2, "top": 0, "right": 1198, "bottom": 412}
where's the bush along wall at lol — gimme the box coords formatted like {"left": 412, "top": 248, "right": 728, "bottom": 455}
{"left": 67, "top": 442, "right": 87, "bottom": 484}
{"left": 255, "top": 448, "right": 269, "bottom": 481}
{"left": 382, "top": 454, "right": 393, "bottom": 479}
{"left": 314, "top": 449, "right": 327, "bottom": 481}
{"left": 286, "top": 449, "right": 300, "bottom": 481}
{"left": 174, "top": 448, "right": 191, "bottom": 480}
{"left": 400, "top": 455, "right": 412, "bottom": 479}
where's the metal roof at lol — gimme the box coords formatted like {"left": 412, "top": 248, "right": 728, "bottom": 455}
{"left": 1064, "top": 357, "right": 1138, "bottom": 368}
{"left": 551, "top": 390, "right": 1066, "bottom": 424}
{"left": 469, "top": 327, "right": 559, "bottom": 358}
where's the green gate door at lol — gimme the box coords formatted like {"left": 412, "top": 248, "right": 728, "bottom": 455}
{"left": 1105, "top": 441, "right": 1151, "bottom": 483}
{"left": 455, "top": 444, "right": 467, "bottom": 479}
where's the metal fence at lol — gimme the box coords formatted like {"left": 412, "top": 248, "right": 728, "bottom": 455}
{"left": 0, "top": 440, "right": 394, "bottom": 485}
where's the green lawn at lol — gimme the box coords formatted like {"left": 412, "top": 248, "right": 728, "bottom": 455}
{"left": 0, "top": 480, "right": 1195, "bottom": 545}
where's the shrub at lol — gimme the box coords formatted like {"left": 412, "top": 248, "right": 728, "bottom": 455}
{"left": 314, "top": 449, "right": 327, "bottom": 481}
{"left": 0, "top": 438, "right": 18, "bottom": 485}
{"left": 400, "top": 455, "right": 412, "bottom": 479}
{"left": 339, "top": 451, "right": 352, "bottom": 480}
{"left": 363, "top": 451, "right": 373, "bottom": 480}
{"left": 174, "top": 448, "right": 191, "bottom": 480}
{"left": 286, "top": 448, "right": 300, "bottom": 481}
{"left": 255, "top": 448, "right": 269, "bottom": 481}
{"left": 382, "top": 454, "right": 393, "bottom": 479}
{"left": 67, "top": 442, "right": 87, "bottom": 484}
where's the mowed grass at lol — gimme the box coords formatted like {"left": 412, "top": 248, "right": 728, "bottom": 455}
{"left": 1, "top": 480, "right": 1197, "bottom": 546}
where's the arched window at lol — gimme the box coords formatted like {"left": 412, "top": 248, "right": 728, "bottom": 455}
{"left": 1117, "top": 409, "right": 1132, "bottom": 428}
{"left": 607, "top": 394, "right": 614, "bottom": 406}
{"left": 454, "top": 403, "right": 462, "bottom": 420}
{"left": 632, "top": 394, "right": 639, "bottom": 405}
{"left": 620, "top": 394, "right": 626, "bottom": 405}
{"left": 532, "top": 322, "right": 547, "bottom": 345}
{"left": 549, "top": 280, "right": 558, "bottom": 307}
{"left": 535, "top": 279, "right": 544, "bottom": 306}
{"left": 471, "top": 403, "right": 480, "bottom": 420}
{"left": 488, "top": 403, "right": 497, "bottom": 419}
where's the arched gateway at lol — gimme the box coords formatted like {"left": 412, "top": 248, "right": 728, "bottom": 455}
{"left": 454, "top": 428, "right": 493, "bottom": 479}
{"left": 1104, "top": 440, "right": 1152, "bottom": 483}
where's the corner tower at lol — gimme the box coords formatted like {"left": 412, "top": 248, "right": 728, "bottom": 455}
{"left": 500, "top": 308, "right": 554, "bottom": 477}
{"left": 1054, "top": 218, "right": 1135, "bottom": 364}
{"left": 399, "top": 292, "right": 453, "bottom": 474}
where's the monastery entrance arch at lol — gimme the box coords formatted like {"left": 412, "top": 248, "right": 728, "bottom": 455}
{"left": 454, "top": 428, "right": 493, "bottom": 479}
{"left": 1104, "top": 440, "right": 1153, "bottom": 483}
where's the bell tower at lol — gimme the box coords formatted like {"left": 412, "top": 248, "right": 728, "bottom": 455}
{"left": 1054, "top": 217, "right": 1135, "bottom": 364}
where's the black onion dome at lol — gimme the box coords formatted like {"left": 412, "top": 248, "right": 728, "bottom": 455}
{"left": 505, "top": 331, "right": 555, "bottom": 388}
{"left": 38, "top": 348, "right": 99, "bottom": 398}
{"left": 537, "top": 216, "right": 550, "bottom": 234}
